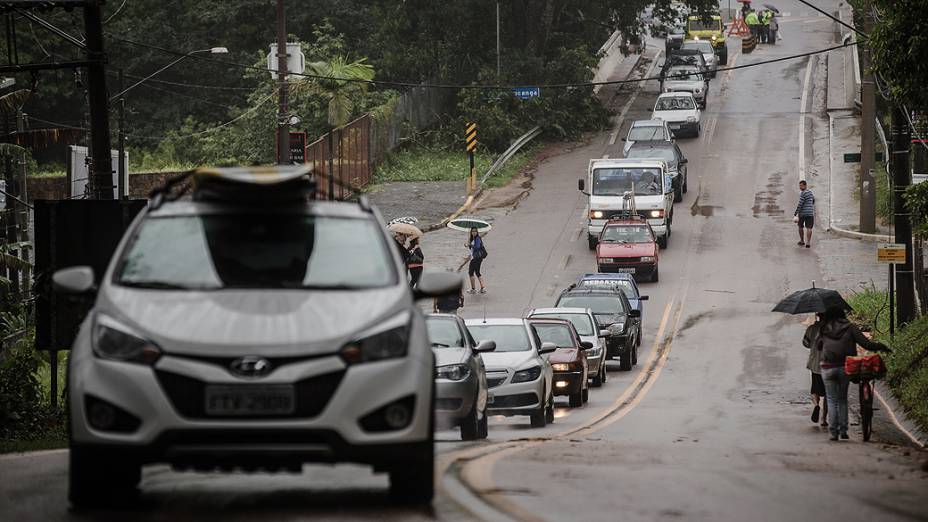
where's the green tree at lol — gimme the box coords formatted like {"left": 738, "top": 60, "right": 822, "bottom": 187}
{"left": 864, "top": 0, "right": 928, "bottom": 108}
{"left": 301, "top": 56, "right": 375, "bottom": 127}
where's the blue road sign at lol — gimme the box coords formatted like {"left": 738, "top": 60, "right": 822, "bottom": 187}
{"left": 513, "top": 87, "right": 540, "bottom": 99}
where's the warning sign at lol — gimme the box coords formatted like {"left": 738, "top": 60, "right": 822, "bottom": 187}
{"left": 877, "top": 243, "right": 906, "bottom": 264}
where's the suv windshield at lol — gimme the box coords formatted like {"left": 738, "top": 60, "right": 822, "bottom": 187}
{"left": 601, "top": 225, "right": 654, "bottom": 243}
{"left": 627, "top": 125, "right": 665, "bottom": 141}
{"left": 558, "top": 295, "right": 623, "bottom": 315}
{"left": 427, "top": 317, "right": 464, "bottom": 347}
{"left": 531, "top": 313, "right": 595, "bottom": 336}
{"left": 532, "top": 324, "right": 574, "bottom": 347}
{"left": 466, "top": 325, "right": 531, "bottom": 352}
{"left": 117, "top": 214, "right": 395, "bottom": 289}
{"left": 655, "top": 96, "right": 695, "bottom": 111}
{"left": 592, "top": 168, "right": 663, "bottom": 196}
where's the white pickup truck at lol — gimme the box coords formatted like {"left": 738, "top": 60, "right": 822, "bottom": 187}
{"left": 578, "top": 158, "right": 674, "bottom": 250}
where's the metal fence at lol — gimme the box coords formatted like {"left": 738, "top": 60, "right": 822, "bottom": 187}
{"left": 307, "top": 114, "right": 371, "bottom": 200}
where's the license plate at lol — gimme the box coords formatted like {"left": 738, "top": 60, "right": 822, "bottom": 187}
{"left": 204, "top": 385, "right": 295, "bottom": 416}
{"left": 616, "top": 267, "right": 636, "bottom": 273}
{"left": 669, "top": 124, "right": 681, "bottom": 129}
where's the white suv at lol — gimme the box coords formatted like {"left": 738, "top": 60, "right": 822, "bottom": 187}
{"left": 53, "top": 166, "right": 460, "bottom": 507}
{"left": 652, "top": 92, "right": 701, "bottom": 138}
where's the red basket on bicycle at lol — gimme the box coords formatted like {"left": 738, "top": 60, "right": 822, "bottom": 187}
{"left": 845, "top": 354, "right": 886, "bottom": 382}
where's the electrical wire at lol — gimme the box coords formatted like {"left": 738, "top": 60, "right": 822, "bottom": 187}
{"left": 106, "top": 33, "right": 861, "bottom": 91}
{"left": 103, "top": 0, "right": 129, "bottom": 25}
{"left": 793, "top": 0, "right": 867, "bottom": 38}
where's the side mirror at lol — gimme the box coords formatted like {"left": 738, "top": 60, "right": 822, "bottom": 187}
{"left": 628, "top": 309, "right": 642, "bottom": 318}
{"left": 539, "top": 342, "right": 557, "bottom": 355}
{"left": 679, "top": 158, "right": 688, "bottom": 165}
{"left": 578, "top": 178, "right": 586, "bottom": 192}
{"left": 413, "top": 271, "right": 462, "bottom": 301}
{"left": 53, "top": 266, "right": 96, "bottom": 294}
{"left": 474, "top": 340, "right": 496, "bottom": 353}
{"left": 639, "top": 295, "right": 649, "bottom": 301}
{"left": 598, "top": 329, "right": 610, "bottom": 338}
{"left": 579, "top": 341, "right": 594, "bottom": 350}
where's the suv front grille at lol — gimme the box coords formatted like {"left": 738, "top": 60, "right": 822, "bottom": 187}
{"left": 156, "top": 370, "right": 345, "bottom": 419}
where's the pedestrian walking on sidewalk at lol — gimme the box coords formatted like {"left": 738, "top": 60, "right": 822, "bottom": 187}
{"left": 794, "top": 180, "right": 815, "bottom": 248}
{"left": 815, "top": 307, "right": 890, "bottom": 441}
{"left": 768, "top": 13, "right": 779, "bottom": 45}
{"left": 406, "top": 237, "right": 424, "bottom": 288}
{"left": 466, "top": 227, "right": 487, "bottom": 294}
{"left": 803, "top": 313, "right": 827, "bottom": 427}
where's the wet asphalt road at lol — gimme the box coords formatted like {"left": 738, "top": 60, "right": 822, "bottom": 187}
{"left": 2, "top": 1, "right": 926, "bottom": 521}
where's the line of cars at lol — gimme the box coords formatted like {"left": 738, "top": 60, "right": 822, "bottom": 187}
{"left": 428, "top": 272, "right": 648, "bottom": 437}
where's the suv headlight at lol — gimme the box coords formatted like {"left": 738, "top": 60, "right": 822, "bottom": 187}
{"left": 92, "top": 314, "right": 162, "bottom": 366}
{"left": 436, "top": 364, "right": 471, "bottom": 381}
{"left": 512, "top": 366, "right": 542, "bottom": 383}
{"left": 608, "top": 323, "right": 626, "bottom": 335}
{"left": 340, "top": 319, "right": 410, "bottom": 365}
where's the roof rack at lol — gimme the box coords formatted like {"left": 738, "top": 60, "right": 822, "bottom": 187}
{"left": 149, "top": 165, "right": 317, "bottom": 209}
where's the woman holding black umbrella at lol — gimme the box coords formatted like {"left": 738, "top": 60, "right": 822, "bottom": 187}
{"left": 815, "top": 307, "right": 890, "bottom": 441}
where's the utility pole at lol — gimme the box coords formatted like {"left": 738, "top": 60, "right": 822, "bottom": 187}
{"left": 83, "top": 0, "right": 114, "bottom": 199}
{"left": 276, "top": 0, "right": 290, "bottom": 165}
{"left": 859, "top": 8, "right": 876, "bottom": 233}
{"left": 891, "top": 104, "right": 916, "bottom": 325}
{"left": 117, "top": 69, "right": 126, "bottom": 199}
{"left": 496, "top": 1, "right": 501, "bottom": 79}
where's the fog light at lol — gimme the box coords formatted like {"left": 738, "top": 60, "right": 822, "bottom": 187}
{"left": 384, "top": 404, "right": 411, "bottom": 429}
{"left": 89, "top": 402, "right": 116, "bottom": 430}
{"left": 555, "top": 381, "right": 569, "bottom": 388}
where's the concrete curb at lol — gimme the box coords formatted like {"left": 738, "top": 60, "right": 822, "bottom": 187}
{"left": 874, "top": 381, "right": 928, "bottom": 449}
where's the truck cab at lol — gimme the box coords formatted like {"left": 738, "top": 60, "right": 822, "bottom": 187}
{"left": 578, "top": 159, "right": 674, "bottom": 250}
{"left": 686, "top": 14, "right": 727, "bottom": 64}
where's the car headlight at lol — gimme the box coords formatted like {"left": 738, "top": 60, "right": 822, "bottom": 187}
{"left": 587, "top": 344, "right": 603, "bottom": 356}
{"left": 711, "top": 35, "right": 718, "bottom": 41}
{"left": 436, "top": 364, "right": 471, "bottom": 381}
{"left": 512, "top": 366, "right": 542, "bottom": 383}
{"left": 552, "top": 363, "right": 571, "bottom": 372}
{"left": 650, "top": 209, "right": 664, "bottom": 218}
{"left": 686, "top": 116, "right": 697, "bottom": 122}
{"left": 640, "top": 256, "right": 655, "bottom": 262}
{"left": 340, "top": 320, "right": 409, "bottom": 365}
{"left": 693, "top": 35, "right": 700, "bottom": 40}
{"left": 599, "top": 257, "right": 614, "bottom": 264}
{"left": 92, "top": 314, "right": 162, "bottom": 366}
{"left": 608, "top": 323, "right": 626, "bottom": 335}
{"left": 590, "top": 210, "right": 604, "bottom": 219}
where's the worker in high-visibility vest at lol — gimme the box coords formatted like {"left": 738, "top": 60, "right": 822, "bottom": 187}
{"left": 761, "top": 10, "right": 773, "bottom": 43}
{"left": 745, "top": 9, "right": 760, "bottom": 41}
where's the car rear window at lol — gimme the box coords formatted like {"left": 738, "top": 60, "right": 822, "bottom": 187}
{"left": 117, "top": 214, "right": 395, "bottom": 289}
{"left": 466, "top": 324, "right": 531, "bottom": 352}
{"left": 601, "top": 225, "right": 654, "bottom": 243}
{"left": 655, "top": 96, "right": 695, "bottom": 111}
{"left": 426, "top": 317, "right": 464, "bottom": 347}
{"left": 530, "top": 313, "right": 595, "bottom": 336}
{"left": 532, "top": 323, "right": 575, "bottom": 347}
{"left": 577, "top": 279, "right": 636, "bottom": 299}
{"left": 627, "top": 125, "right": 665, "bottom": 141}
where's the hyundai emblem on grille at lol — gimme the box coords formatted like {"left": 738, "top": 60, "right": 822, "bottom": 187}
{"left": 230, "top": 356, "right": 272, "bottom": 377}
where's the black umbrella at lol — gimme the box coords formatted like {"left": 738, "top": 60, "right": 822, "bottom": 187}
{"left": 772, "top": 287, "right": 852, "bottom": 315}
{"left": 763, "top": 4, "right": 780, "bottom": 13}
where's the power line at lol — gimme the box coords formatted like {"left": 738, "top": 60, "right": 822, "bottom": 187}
{"left": 794, "top": 0, "right": 867, "bottom": 38}
{"left": 103, "top": 0, "right": 129, "bottom": 25}
{"left": 106, "top": 33, "right": 860, "bottom": 91}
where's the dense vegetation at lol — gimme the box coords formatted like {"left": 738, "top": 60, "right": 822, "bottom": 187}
{"left": 2, "top": 0, "right": 716, "bottom": 168}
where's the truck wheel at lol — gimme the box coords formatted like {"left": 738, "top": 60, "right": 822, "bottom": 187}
{"left": 619, "top": 345, "right": 633, "bottom": 371}
{"left": 69, "top": 446, "right": 141, "bottom": 508}
{"left": 588, "top": 235, "right": 597, "bottom": 250}
{"left": 389, "top": 443, "right": 435, "bottom": 504}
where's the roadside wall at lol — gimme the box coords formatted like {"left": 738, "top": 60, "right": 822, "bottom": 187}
{"left": 26, "top": 171, "right": 182, "bottom": 201}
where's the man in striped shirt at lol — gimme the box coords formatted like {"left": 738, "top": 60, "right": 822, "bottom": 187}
{"left": 795, "top": 180, "right": 815, "bottom": 248}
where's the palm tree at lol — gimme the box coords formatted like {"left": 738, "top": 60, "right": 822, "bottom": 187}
{"left": 300, "top": 56, "right": 375, "bottom": 128}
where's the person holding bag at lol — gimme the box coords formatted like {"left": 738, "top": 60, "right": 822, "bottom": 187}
{"left": 406, "top": 237, "right": 424, "bottom": 288}
{"left": 465, "top": 227, "right": 488, "bottom": 294}
{"left": 815, "top": 306, "right": 890, "bottom": 441}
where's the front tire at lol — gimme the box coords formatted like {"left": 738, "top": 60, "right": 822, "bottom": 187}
{"left": 545, "top": 396, "right": 555, "bottom": 424}
{"left": 389, "top": 444, "right": 435, "bottom": 504}
{"left": 581, "top": 386, "right": 589, "bottom": 404}
{"left": 69, "top": 447, "right": 141, "bottom": 508}
{"left": 674, "top": 183, "right": 683, "bottom": 203}
{"left": 632, "top": 343, "right": 639, "bottom": 365}
{"left": 588, "top": 235, "right": 597, "bottom": 250}
{"left": 652, "top": 266, "right": 660, "bottom": 282}
{"left": 591, "top": 366, "right": 604, "bottom": 387}
{"left": 460, "top": 399, "right": 481, "bottom": 441}
{"left": 619, "top": 344, "right": 633, "bottom": 371}
{"left": 658, "top": 234, "right": 668, "bottom": 249}
{"left": 530, "top": 401, "right": 547, "bottom": 428}
{"left": 569, "top": 390, "right": 582, "bottom": 407}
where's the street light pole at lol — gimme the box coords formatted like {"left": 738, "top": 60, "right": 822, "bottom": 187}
{"left": 276, "top": 0, "right": 290, "bottom": 165}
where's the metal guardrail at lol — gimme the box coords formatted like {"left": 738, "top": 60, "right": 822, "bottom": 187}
{"left": 478, "top": 126, "right": 542, "bottom": 189}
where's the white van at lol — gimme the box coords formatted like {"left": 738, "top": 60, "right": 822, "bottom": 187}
{"left": 578, "top": 159, "right": 674, "bottom": 250}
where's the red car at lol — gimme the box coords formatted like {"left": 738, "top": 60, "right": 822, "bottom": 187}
{"left": 596, "top": 218, "right": 660, "bottom": 282}
{"left": 527, "top": 318, "right": 590, "bottom": 407}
